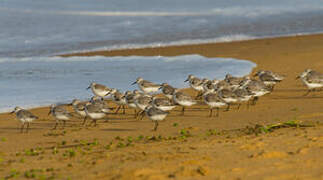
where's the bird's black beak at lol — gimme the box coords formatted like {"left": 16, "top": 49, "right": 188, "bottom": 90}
{"left": 184, "top": 79, "right": 189, "bottom": 82}
{"left": 48, "top": 110, "right": 51, "bottom": 116}
{"left": 158, "top": 86, "right": 163, "bottom": 90}
{"left": 296, "top": 76, "right": 300, "bottom": 79}
{"left": 131, "top": 82, "right": 137, "bottom": 85}
{"left": 10, "top": 111, "right": 15, "bottom": 114}
{"left": 86, "top": 86, "right": 91, "bottom": 90}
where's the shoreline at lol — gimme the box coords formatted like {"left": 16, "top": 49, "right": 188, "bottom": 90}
{"left": 2, "top": 32, "right": 323, "bottom": 114}
{"left": 58, "top": 31, "right": 323, "bottom": 58}
{"left": 60, "top": 32, "right": 323, "bottom": 58}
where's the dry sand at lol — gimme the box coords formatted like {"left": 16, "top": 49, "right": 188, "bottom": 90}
{"left": 1, "top": 34, "right": 323, "bottom": 179}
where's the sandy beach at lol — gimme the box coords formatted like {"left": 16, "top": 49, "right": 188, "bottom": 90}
{"left": 1, "top": 34, "right": 323, "bottom": 179}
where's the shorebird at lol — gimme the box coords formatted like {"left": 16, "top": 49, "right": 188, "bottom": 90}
{"left": 296, "top": 69, "right": 323, "bottom": 96}
{"left": 125, "top": 90, "right": 142, "bottom": 117}
{"left": 173, "top": 89, "right": 196, "bottom": 115}
{"left": 87, "top": 82, "right": 111, "bottom": 98}
{"left": 232, "top": 87, "right": 254, "bottom": 109}
{"left": 202, "top": 78, "right": 219, "bottom": 93}
{"left": 159, "top": 83, "right": 176, "bottom": 99}
{"left": 144, "top": 105, "right": 169, "bottom": 131}
{"left": 254, "top": 70, "right": 284, "bottom": 87}
{"left": 132, "top": 77, "right": 161, "bottom": 94}
{"left": 185, "top": 74, "right": 204, "bottom": 98}
{"left": 241, "top": 79, "right": 272, "bottom": 105}
{"left": 108, "top": 89, "right": 127, "bottom": 114}
{"left": 213, "top": 80, "right": 231, "bottom": 91}
{"left": 202, "top": 91, "right": 226, "bottom": 117}
{"left": 135, "top": 94, "right": 153, "bottom": 120}
{"left": 151, "top": 96, "right": 176, "bottom": 111}
{"left": 224, "top": 74, "right": 248, "bottom": 88}
{"left": 84, "top": 102, "right": 107, "bottom": 126}
{"left": 216, "top": 86, "right": 239, "bottom": 111}
{"left": 49, "top": 104, "right": 72, "bottom": 129}
{"left": 90, "top": 96, "right": 113, "bottom": 114}
{"left": 11, "top": 107, "right": 38, "bottom": 133}
{"left": 71, "top": 99, "right": 87, "bottom": 118}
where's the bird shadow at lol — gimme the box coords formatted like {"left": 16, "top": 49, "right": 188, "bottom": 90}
{"left": 100, "top": 128, "right": 137, "bottom": 132}
{"left": 273, "top": 88, "right": 307, "bottom": 92}
{"left": 270, "top": 95, "right": 323, "bottom": 100}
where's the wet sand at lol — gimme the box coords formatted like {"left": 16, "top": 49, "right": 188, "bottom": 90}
{"left": 1, "top": 34, "right": 323, "bottom": 179}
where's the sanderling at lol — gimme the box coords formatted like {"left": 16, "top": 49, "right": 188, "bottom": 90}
{"left": 125, "top": 90, "right": 143, "bottom": 117}
{"left": 71, "top": 99, "right": 87, "bottom": 118}
{"left": 254, "top": 70, "right": 284, "bottom": 87}
{"left": 159, "top": 83, "right": 176, "bottom": 99}
{"left": 297, "top": 69, "right": 323, "bottom": 96}
{"left": 216, "top": 86, "right": 238, "bottom": 111}
{"left": 84, "top": 102, "right": 107, "bottom": 126}
{"left": 224, "top": 74, "right": 248, "bottom": 88}
{"left": 202, "top": 78, "right": 219, "bottom": 93}
{"left": 132, "top": 77, "right": 161, "bottom": 94}
{"left": 135, "top": 94, "right": 153, "bottom": 120}
{"left": 151, "top": 96, "right": 176, "bottom": 111}
{"left": 232, "top": 86, "right": 254, "bottom": 109}
{"left": 11, "top": 107, "right": 38, "bottom": 133}
{"left": 202, "top": 91, "right": 226, "bottom": 117}
{"left": 144, "top": 105, "right": 169, "bottom": 131}
{"left": 87, "top": 82, "right": 111, "bottom": 98}
{"left": 185, "top": 74, "right": 204, "bottom": 98}
{"left": 213, "top": 80, "right": 232, "bottom": 91}
{"left": 108, "top": 89, "right": 127, "bottom": 114}
{"left": 173, "top": 89, "right": 196, "bottom": 115}
{"left": 49, "top": 104, "right": 72, "bottom": 129}
{"left": 241, "top": 79, "right": 272, "bottom": 105}
{"left": 90, "top": 96, "right": 113, "bottom": 114}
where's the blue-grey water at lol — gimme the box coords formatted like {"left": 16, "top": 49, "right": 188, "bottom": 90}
{"left": 0, "top": 0, "right": 322, "bottom": 112}
{"left": 1, "top": 0, "right": 323, "bottom": 57}
{"left": 0, "top": 55, "right": 256, "bottom": 112}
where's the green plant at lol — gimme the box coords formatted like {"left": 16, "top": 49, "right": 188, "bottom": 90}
{"left": 24, "top": 148, "right": 43, "bottom": 156}
{"left": 52, "top": 147, "right": 59, "bottom": 155}
{"left": 61, "top": 140, "right": 67, "bottom": 146}
{"left": 63, "top": 149, "right": 76, "bottom": 158}
{"left": 136, "top": 135, "right": 144, "bottom": 141}
{"left": 116, "top": 142, "right": 125, "bottom": 148}
{"left": 5, "top": 169, "right": 20, "bottom": 179}
{"left": 127, "top": 136, "right": 133, "bottom": 143}
{"left": 206, "top": 129, "right": 217, "bottom": 136}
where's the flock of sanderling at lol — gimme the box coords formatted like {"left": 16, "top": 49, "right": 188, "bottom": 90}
{"left": 10, "top": 68, "right": 323, "bottom": 133}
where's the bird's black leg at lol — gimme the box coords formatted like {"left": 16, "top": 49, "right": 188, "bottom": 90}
{"left": 26, "top": 122, "right": 30, "bottom": 133}
{"left": 153, "top": 121, "right": 159, "bottom": 131}
{"left": 20, "top": 123, "right": 25, "bottom": 133}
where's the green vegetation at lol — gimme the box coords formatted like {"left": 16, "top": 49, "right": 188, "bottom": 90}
{"left": 245, "top": 120, "right": 314, "bottom": 135}
{"left": 179, "top": 128, "right": 191, "bottom": 139}
{"left": 5, "top": 169, "right": 20, "bottom": 179}
{"left": 24, "top": 148, "right": 44, "bottom": 156}
{"left": 206, "top": 129, "right": 217, "bottom": 136}
{"left": 63, "top": 149, "right": 76, "bottom": 158}
{"left": 24, "top": 168, "right": 56, "bottom": 180}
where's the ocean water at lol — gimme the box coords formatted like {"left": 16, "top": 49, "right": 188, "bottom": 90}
{"left": 0, "top": 55, "right": 256, "bottom": 112}
{"left": 1, "top": 0, "right": 322, "bottom": 112}
{"left": 1, "top": 0, "right": 323, "bottom": 57}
